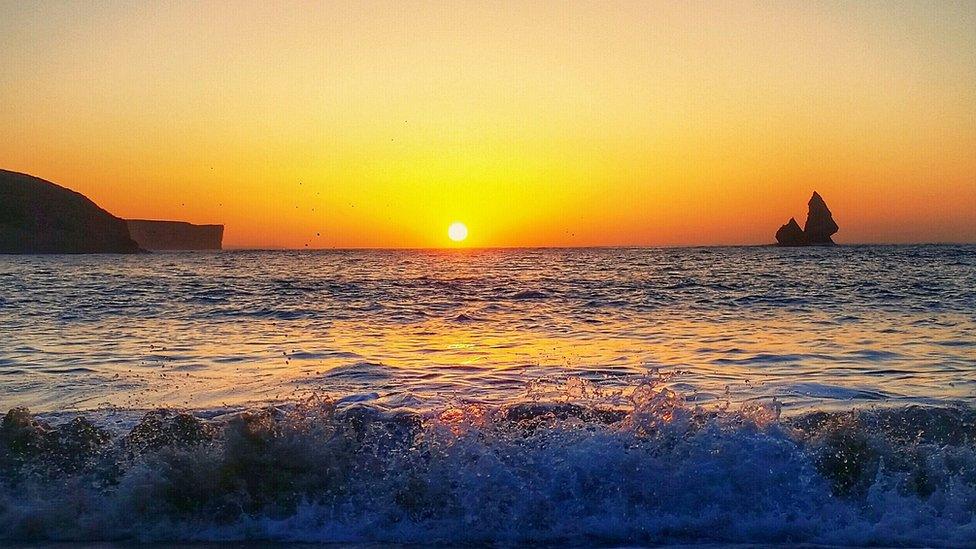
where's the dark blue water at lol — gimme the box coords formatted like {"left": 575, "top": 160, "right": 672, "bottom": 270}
{"left": 1, "top": 245, "right": 975, "bottom": 545}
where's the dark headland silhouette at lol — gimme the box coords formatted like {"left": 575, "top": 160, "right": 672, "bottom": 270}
{"left": 1, "top": 169, "right": 222, "bottom": 254}
{"left": 775, "top": 192, "right": 839, "bottom": 246}
{"left": 0, "top": 169, "right": 140, "bottom": 254}
{"left": 127, "top": 220, "right": 223, "bottom": 251}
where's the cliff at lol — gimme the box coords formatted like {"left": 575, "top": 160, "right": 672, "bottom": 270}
{"left": 0, "top": 170, "right": 140, "bottom": 254}
{"left": 126, "top": 220, "right": 223, "bottom": 250}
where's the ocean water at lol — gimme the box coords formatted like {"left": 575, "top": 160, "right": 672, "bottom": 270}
{"left": 1, "top": 245, "right": 975, "bottom": 545}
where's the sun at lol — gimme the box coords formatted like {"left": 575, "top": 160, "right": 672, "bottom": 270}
{"left": 447, "top": 222, "right": 468, "bottom": 242}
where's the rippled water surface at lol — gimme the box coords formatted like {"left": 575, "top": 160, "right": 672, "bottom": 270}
{"left": 3, "top": 246, "right": 976, "bottom": 545}
{"left": 1, "top": 245, "right": 974, "bottom": 413}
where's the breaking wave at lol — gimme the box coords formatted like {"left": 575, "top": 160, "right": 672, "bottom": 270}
{"left": 2, "top": 376, "right": 976, "bottom": 546}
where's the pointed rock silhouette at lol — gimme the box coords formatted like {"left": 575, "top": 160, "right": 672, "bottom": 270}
{"left": 774, "top": 191, "right": 839, "bottom": 246}
{"left": 775, "top": 217, "right": 806, "bottom": 246}
{"left": 803, "top": 191, "right": 838, "bottom": 245}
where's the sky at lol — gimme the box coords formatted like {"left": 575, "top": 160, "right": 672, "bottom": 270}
{"left": 1, "top": 0, "right": 974, "bottom": 248}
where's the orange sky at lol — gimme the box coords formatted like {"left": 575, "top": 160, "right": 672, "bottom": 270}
{"left": 1, "top": 1, "right": 974, "bottom": 248}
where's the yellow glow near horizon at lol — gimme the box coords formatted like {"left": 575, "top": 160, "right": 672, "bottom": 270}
{"left": 0, "top": 1, "right": 974, "bottom": 248}
{"left": 448, "top": 222, "right": 469, "bottom": 243}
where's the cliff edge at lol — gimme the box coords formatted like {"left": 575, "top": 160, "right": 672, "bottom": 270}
{"left": 0, "top": 170, "right": 140, "bottom": 254}
{"left": 126, "top": 220, "right": 223, "bottom": 250}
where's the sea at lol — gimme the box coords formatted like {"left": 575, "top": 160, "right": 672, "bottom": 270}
{"left": 1, "top": 245, "right": 975, "bottom": 545}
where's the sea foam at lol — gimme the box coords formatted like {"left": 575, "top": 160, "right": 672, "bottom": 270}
{"left": 2, "top": 378, "right": 976, "bottom": 545}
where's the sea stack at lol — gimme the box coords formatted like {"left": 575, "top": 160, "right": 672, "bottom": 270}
{"left": 803, "top": 191, "right": 839, "bottom": 245}
{"left": 0, "top": 169, "right": 141, "bottom": 254}
{"left": 775, "top": 217, "right": 806, "bottom": 247}
{"left": 775, "top": 191, "right": 839, "bottom": 247}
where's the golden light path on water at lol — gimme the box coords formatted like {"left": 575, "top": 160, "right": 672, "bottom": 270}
{"left": 183, "top": 314, "right": 974, "bottom": 414}
{"left": 2, "top": 245, "right": 972, "bottom": 415}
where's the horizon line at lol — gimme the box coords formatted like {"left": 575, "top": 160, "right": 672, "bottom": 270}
{"left": 216, "top": 241, "right": 976, "bottom": 252}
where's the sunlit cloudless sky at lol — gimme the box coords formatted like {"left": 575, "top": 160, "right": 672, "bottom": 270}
{"left": 1, "top": 0, "right": 974, "bottom": 247}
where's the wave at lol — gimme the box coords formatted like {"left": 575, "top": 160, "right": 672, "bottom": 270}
{"left": 2, "top": 379, "right": 976, "bottom": 545}
{"left": 452, "top": 312, "right": 482, "bottom": 322}
{"left": 317, "top": 361, "right": 396, "bottom": 381}
{"left": 511, "top": 289, "right": 549, "bottom": 300}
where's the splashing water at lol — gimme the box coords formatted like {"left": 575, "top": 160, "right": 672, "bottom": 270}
{"left": 2, "top": 377, "right": 976, "bottom": 545}
{"left": 1, "top": 246, "right": 975, "bottom": 544}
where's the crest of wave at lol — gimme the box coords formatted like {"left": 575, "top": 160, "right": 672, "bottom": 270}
{"left": 2, "top": 374, "right": 976, "bottom": 545}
